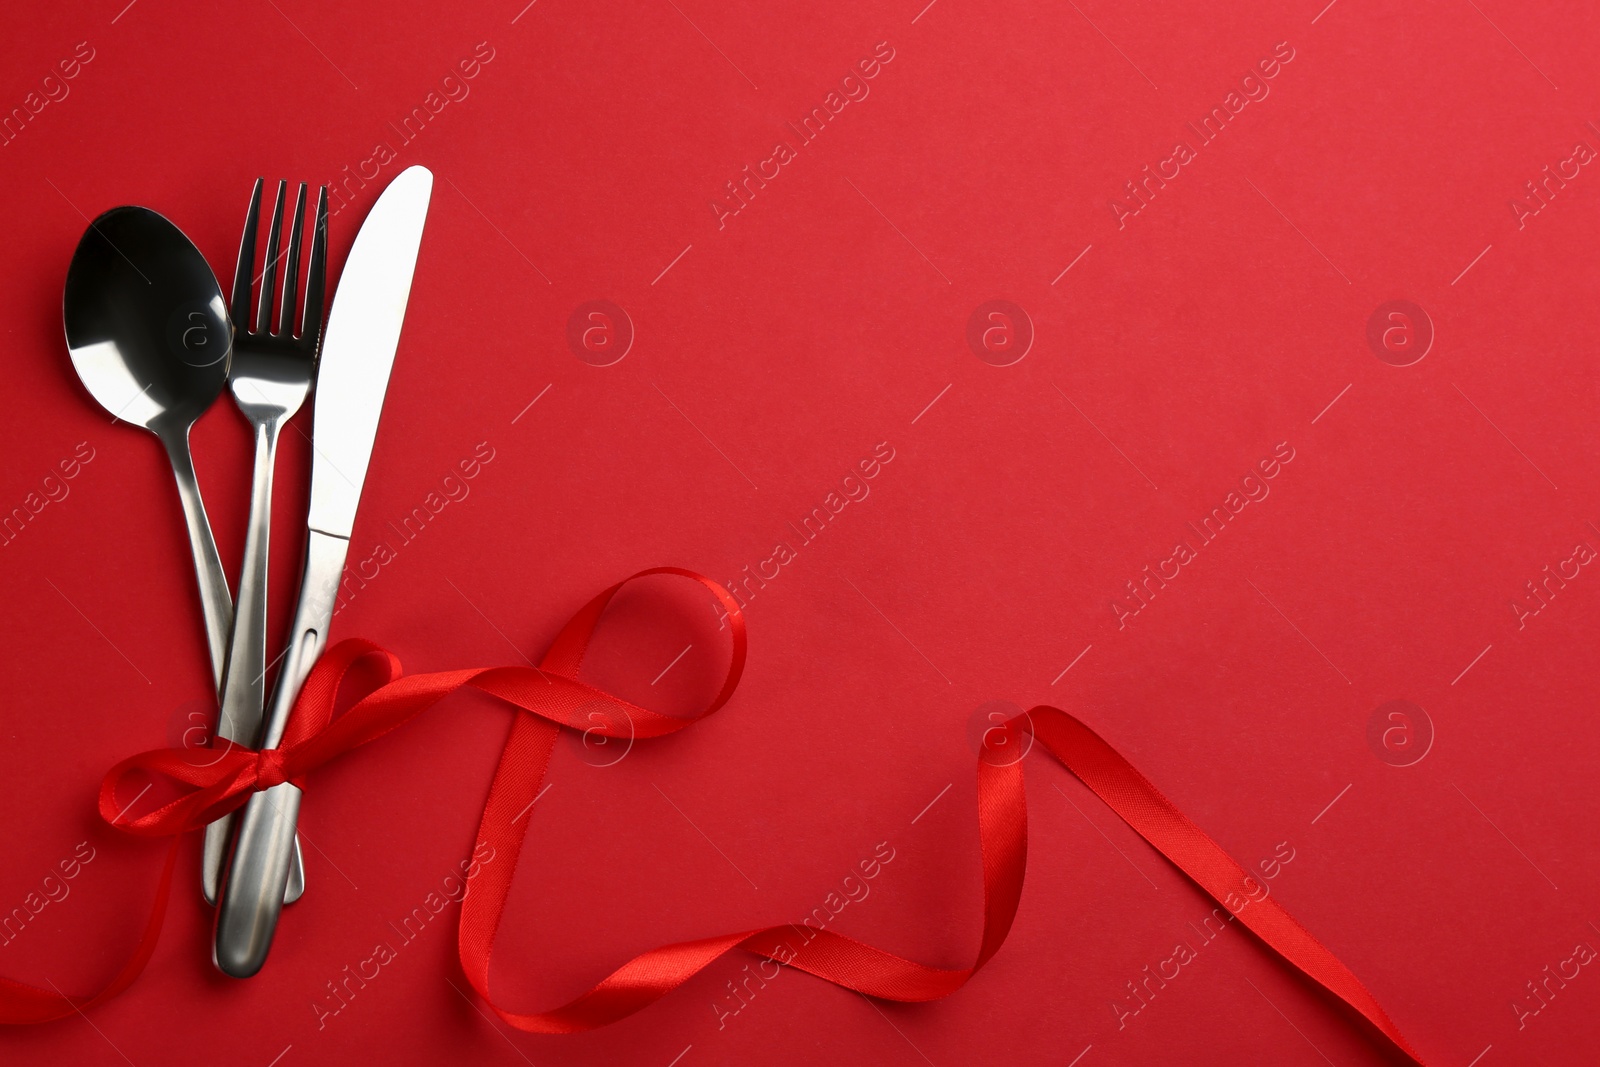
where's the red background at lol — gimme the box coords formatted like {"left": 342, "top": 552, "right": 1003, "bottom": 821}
{"left": 1, "top": 0, "right": 1598, "bottom": 1063}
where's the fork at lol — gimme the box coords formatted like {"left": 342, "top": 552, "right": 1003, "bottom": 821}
{"left": 201, "top": 179, "right": 329, "bottom": 905}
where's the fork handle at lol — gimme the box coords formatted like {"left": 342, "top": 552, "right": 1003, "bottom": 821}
{"left": 202, "top": 417, "right": 305, "bottom": 905}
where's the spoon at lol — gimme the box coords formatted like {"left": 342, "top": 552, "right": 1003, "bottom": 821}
{"left": 63, "top": 206, "right": 235, "bottom": 690}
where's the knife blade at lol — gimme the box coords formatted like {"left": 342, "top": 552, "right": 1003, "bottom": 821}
{"left": 214, "top": 165, "right": 433, "bottom": 978}
{"left": 307, "top": 167, "right": 431, "bottom": 539}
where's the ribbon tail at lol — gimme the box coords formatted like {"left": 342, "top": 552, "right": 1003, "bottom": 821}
{"left": 0, "top": 834, "right": 181, "bottom": 1024}
{"left": 1029, "top": 706, "right": 1427, "bottom": 1066}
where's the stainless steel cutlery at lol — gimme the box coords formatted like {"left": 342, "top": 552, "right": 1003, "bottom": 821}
{"left": 64, "top": 165, "right": 432, "bottom": 976}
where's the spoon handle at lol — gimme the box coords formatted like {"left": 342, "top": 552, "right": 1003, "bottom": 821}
{"left": 161, "top": 430, "right": 232, "bottom": 690}
{"left": 201, "top": 418, "right": 306, "bottom": 905}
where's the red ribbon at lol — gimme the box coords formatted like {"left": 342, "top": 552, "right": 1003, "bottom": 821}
{"left": 0, "top": 567, "right": 1426, "bottom": 1063}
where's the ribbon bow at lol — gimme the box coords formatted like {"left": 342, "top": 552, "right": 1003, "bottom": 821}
{"left": 1, "top": 568, "right": 1427, "bottom": 1064}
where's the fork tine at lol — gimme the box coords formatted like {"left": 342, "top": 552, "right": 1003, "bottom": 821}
{"left": 257, "top": 180, "right": 287, "bottom": 335}
{"left": 231, "top": 178, "right": 263, "bottom": 330}
{"left": 277, "top": 183, "right": 308, "bottom": 337}
{"left": 300, "top": 186, "right": 330, "bottom": 343}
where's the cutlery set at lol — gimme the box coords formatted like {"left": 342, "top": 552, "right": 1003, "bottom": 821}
{"left": 62, "top": 164, "right": 434, "bottom": 977}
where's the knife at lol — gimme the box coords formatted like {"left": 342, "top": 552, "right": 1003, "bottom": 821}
{"left": 214, "top": 165, "right": 433, "bottom": 978}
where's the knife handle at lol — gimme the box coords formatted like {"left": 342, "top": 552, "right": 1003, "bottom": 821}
{"left": 214, "top": 782, "right": 303, "bottom": 977}
{"left": 214, "top": 528, "right": 347, "bottom": 978}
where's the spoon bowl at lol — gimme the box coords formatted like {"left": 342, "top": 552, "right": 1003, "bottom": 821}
{"left": 64, "top": 206, "right": 231, "bottom": 432}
